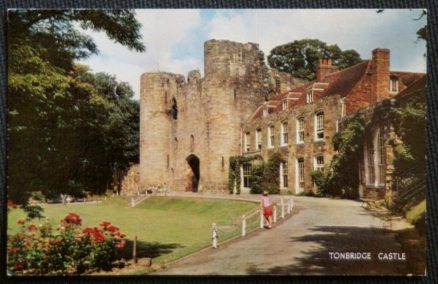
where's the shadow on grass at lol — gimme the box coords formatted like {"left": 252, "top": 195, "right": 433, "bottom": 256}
{"left": 246, "top": 226, "right": 424, "bottom": 276}
{"left": 119, "top": 239, "right": 183, "bottom": 260}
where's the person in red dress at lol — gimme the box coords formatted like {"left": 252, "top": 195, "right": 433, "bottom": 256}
{"left": 261, "top": 190, "right": 273, "bottom": 229}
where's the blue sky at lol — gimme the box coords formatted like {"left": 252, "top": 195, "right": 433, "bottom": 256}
{"left": 80, "top": 9, "right": 427, "bottom": 100}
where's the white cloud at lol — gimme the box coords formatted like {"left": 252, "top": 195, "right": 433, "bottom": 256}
{"left": 80, "top": 9, "right": 203, "bottom": 99}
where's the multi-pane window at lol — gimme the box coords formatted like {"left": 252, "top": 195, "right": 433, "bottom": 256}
{"left": 243, "top": 163, "right": 252, "bottom": 188}
{"left": 377, "top": 129, "right": 386, "bottom": 185}
{"left": 306, "top": 90, "right": 313, "bottom": 103}
{"left": 244, "top": 132, "right": 250, "bottom": 152}
{"left": 281, "top": 122, "right": 288, "bottom": 146}
{"left": 256, "top": 128, "right": 262, "bottom": 150}
{"left": 314, "top": 156, "right": 324, "bottom": 171}
{"left": 282, "top": 100, "right": 288, "bottom": 111}
{"left": 268, "top": 125, "right": 275, "bottom": 148}
{"left": 390, "top": 77, "right": 399, "bottom": 93}
{"left": 297, "top": 158, "right": 305, "bottom": 185}
{"left": 297, "top": 118, "right": 304, "bottom": 144}
{"left": 315, "top": 112, "right": 324, "bottom": 141}
{"left": 281, "top": 161, "right": 289, "bottom": 188}
{"left": 366, "top": 142, "right": 375, "bottom": 185}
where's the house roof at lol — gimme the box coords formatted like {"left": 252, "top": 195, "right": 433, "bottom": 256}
{"left": 394, "top": 74, "right": 426, "bottom": 100}
{"left": 250, "top": 59, "right": 425, "bottom": 121}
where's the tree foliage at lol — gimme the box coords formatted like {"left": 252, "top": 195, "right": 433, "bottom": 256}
{"left": 267, "top": 39, "right": 362, "bottom": 80}
{"left": 7, "top": 10, "right": 144, "bottom": 205}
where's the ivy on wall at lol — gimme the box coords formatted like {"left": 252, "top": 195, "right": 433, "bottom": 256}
{"left": 228, "top": 155, "right": 262, "bottom": 194}
{"left": 311, "top": 114, "right": 366, "bottom": 199}
{"left": 262, "top": 152, "right": 284, "bottom": 194}
{"left": 228, "top": 153, "right": 283, "bottom": 194}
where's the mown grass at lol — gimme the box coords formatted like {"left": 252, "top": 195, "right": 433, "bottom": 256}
{"left": 7, "top": 196, "right": 257, "bottom": 270}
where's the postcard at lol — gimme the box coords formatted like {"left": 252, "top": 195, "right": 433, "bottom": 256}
{"left": 5, "top": 8, "right": 427, "bottom": 276}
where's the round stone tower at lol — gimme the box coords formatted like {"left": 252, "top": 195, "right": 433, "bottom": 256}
{"left": 139, "top": 72, "right": 184, "bottom": 189}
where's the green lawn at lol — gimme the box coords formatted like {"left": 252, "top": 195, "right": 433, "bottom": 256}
{"left": 8, "top": 196, "right": 257, "bottom": 270}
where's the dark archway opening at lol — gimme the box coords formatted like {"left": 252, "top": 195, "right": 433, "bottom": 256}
{"left": 186, "top": 154, "right": 200, "bottom": 192}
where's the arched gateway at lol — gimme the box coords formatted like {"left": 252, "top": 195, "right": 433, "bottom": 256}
{"left": 185, "top": 154, "right": 200, "bottom": 192}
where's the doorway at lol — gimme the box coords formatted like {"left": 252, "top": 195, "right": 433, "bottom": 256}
{"left": 186, "top": 154, "right": 200, "bottom": 192}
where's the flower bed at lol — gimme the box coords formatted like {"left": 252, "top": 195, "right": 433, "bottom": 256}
{"left": 7, "top": 212, "right": 126, "bottom": 275}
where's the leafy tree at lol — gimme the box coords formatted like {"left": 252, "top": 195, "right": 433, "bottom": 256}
{"left": 267, "top": 39, "right": 362, "bottom": 80}
{"left": 7, "top": 10, "right": 144, "bottom": 205}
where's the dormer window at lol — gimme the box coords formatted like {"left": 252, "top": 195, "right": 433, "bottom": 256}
{"left": 282, "top": 99, "right": 288, "bottom": 110}
{"left": 389, "top": 77, "right": 399, "bottom": 93}
{"left": 306, "top": 90, "right": 313, "bottom": 103}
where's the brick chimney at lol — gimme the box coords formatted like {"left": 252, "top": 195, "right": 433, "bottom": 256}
{"left": 370, "top": 48, "right": 390, "bottom": 103}
{"left": 316, "top": 59, "right": 338, "bottom": 81}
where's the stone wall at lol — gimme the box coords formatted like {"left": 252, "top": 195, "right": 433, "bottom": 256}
{"left": 243, "top": 94, "right": 341, "bottom": 194}
{"left": 138, "top": 39, "right": 303, "bottom": 193}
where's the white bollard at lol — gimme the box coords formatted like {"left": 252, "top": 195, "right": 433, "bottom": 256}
{"left": 281, "top": 198, "right": 285, "bottom": 219}
{"left": 273, "top": 205, "right": 277, "bottom": 223}
{"left": 241, "top": 218, "right": 246, "bottom": 237}
{"left": 260, "top": 209, "right": 264, "bottom": 228}
{"left": 212, "top": 223, "right": 218, "bottom": 248}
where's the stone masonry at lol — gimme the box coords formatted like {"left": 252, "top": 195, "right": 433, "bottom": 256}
{"left": 137, "top": 40, "right": 305, "bottom": 193}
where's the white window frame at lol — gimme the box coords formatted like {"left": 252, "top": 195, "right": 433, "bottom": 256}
{"left": 255, "top": 128, "right": 262, "bottom": 150}
{"left": 268, "top": 125, "right": 275, "bottom": 149}
{"left": 280, "top": 122, "right": 288, "bottom": 146}
{"left": 295, "top": 158, "right": 305, "bottom": 193}
{"left": 296, "top": 118, "right": 305, "bottom": 144}
{"left": 280, "top": 161, "right": 288, "bottom": 189}
{"left": 314, "top": 156, "right": 324, "bottom": 171}
{"left": 282, "top": 99, "right": 288, "bottom": 110}
{"left": 364, "top": 128, "right": 385, "bottom": 188}
{"left": 389, "top": 77, "right": 399, "bottom": 93}
{"left": 314, "top": 112, "right": 324, "bottom": 141}
{"left": 244, "top": 132, "right": 250, "bottom": 152}
{"left": 306, "top": 90, "right": 313, "bottom": 103}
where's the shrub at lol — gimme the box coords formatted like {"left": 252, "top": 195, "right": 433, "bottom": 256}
{"left": 262, "top": 152, "right": 283, "bottom": 194}
{"left": 250, "top": 164, "right": 265, "bottom": 194}
{"left": 7, "top": 213, "right": 126, "bottom": 275}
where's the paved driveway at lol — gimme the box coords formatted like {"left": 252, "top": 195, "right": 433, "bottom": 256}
{"left": 158, "top": 196, "right": 415, "bottom": 275}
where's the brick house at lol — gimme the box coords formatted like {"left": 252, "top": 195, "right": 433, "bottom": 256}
{"left": 241, "top": 48, "right": 424, "bottom": 196}
{"left": 357, "top": 74, "right": 426, "bottom": 200}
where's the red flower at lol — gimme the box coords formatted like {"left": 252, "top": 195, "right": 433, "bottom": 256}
{"left": 7, "top": 200, "right": 17, "bottom": 209}
{"left": 63, "top": 213, "right": 82, "bottom": 225}
{"left": 24, "top": 241, "right": 31, "bottom": 248}
{"left": 27, "top": 224, "right": 37, "bottom": 231}
{"left": 107, "top": 225, "right": 119, "bottom": 233}
{"left": 13, "top": 262, "right": 23, "bottom": 270}
{"left": 17, "top": 219, "right": 25, "bottom": 225}
{"left": 100, "top": 221, "right": 111, "bottom": 228}
{"left": 83, "top": 227, "right": 105, "bottom": 242}
{"left": 115, "top": 240, "right": 126, "bottom": 249}
{"left": 119, "top": 234, "right": 126, "bottom": 238}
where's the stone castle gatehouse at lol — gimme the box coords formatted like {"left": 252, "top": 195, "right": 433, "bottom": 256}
{"left": 138, "top": 40, "right": 304, "bottom": 192}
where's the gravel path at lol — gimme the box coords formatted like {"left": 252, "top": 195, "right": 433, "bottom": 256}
{"left": 157, "top": 195, "right": 413, "bottom": 276}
